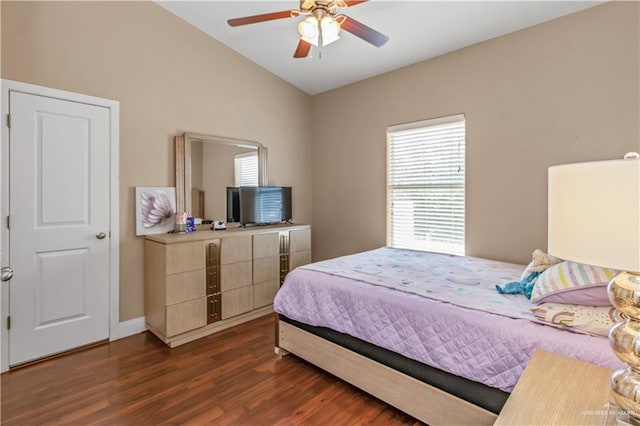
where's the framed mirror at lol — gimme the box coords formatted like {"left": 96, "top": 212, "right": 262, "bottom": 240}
{"left": 175, "top": 133, "right": 267, "bottom": 221}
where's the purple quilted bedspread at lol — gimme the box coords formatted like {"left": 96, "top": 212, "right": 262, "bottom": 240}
{"left": 273, "top": 248, "right": 622, "bottom": 392}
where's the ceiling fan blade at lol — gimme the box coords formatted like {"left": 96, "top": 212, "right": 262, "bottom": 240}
{"left": 340, "top": 16, "right": 389, "bottom": 47}
{"left": 293, "top": 39, "right": 311, "bottom": 58}
{"left": 227, "top": 10, "right": 293, "bottom": 27}
{"left": 342, "top": 0, "right": 368, "bottom": 7}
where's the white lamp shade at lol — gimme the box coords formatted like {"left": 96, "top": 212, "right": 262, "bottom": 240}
{"left": 298, "top": 17, "right": 318, "bottom": 39}
{"left": 320, "top": 32, "right": 340, "bottom": 46}
{"left": 320, "top": 17, "right": 340, "bottom": 45}
{"left": 321, "top": 16, "right": 341, "bottom": 37}
{"left": 548, "top": 158, "right": 640, "bottom": 272}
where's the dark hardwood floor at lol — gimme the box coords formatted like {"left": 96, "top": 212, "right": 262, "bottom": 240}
{"left": 1, "top": 314, "right": 421, "bottom": 425}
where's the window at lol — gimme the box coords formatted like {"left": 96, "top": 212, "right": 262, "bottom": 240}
{"left": 234, "top": 152, "right": 259, "bottom": 187}
{"left": 387, "top": 114, "right": 465, "bottom": 255}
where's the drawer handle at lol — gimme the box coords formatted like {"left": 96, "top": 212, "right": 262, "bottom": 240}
{"left": 207, "top": 243, "right": 219, "bottom": 266}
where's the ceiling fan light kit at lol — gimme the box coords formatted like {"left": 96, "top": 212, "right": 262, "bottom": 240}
{"left": 298, "top": 15, "right": 341, "bottom": 47}
{"left": 227, "top": 0, "right": 388, "bottom": 59}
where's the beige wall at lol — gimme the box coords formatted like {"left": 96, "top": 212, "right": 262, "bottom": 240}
{"left": 1, "top": 1, "right": 312, "bottom": 321}
{"left": 311, "top": 1, "right": 640, "bottom": 265}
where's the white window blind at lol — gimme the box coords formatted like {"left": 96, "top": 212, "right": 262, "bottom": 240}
{"left": 387, "top": 114, "right": 465, "bottom": 255}
{"left": 234, "top": 152, "right": 259, "bottom": 187}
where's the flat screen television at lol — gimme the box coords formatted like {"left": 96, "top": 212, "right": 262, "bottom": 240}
{"left": 226, "top": 187, "right": 240, "bottom": 223}
{"left": 239, "top": 186, "right": 292, "bottom": 225}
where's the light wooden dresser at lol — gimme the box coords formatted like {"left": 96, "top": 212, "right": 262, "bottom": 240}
{"left": 144, "top": 224, "right": 311, "bottom": 347}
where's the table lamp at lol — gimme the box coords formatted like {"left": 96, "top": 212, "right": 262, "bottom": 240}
{"left": 547, "top": 153, "right": 640, "bottom": 421}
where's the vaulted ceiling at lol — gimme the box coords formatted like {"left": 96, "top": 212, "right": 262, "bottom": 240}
{"left": 157, "top": 1, "right": 604, "bottom": 95}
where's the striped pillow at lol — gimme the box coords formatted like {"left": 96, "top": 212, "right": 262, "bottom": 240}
{"left": 530, "top": 261, "right": 619, "bottom": 306}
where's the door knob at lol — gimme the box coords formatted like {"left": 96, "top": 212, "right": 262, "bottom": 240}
{"left": 96, "top": 232, "right": 107, "bottom": 240}
{"left": 1, "top": 267, "right": 13, "bottom": 282}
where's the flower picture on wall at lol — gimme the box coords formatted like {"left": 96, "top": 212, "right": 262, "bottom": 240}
{"left": 135, "top": 187, "right": 177, "bottom": 236}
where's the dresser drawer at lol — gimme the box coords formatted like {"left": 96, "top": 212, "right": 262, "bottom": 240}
{"left": 221, "top": 286, "right": 253, "bottom": 320}
{"left": 166, "top": 269, "right": 205, "bottom": 305}
{"left": 166, "top": 298, "right": 206, "bottom": 337}
{"left": 253, "top": 280, "right": 280, "bottom": 309}
{"left": 220, "top": 235, "right": 252, "bottom": 265}
{"left": 290, "top": 228, "right": 311, "bottom": 253}
{"left": 253, "top": 255, "right": 279, "bottom": 284}
{"left": 253, "top": 232, "right": 280, "bottom": 259}
{"left": 165, "top": 241, "right": 205, "bottom": 274}
{"left": 290, "top": 250, "right": 311, "bottom": 271}
{"left": 221, "top": 260, "right": 252, "bottom": 291}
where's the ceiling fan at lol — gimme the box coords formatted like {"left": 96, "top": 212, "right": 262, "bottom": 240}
{"left": 227, "top": 0, "right": 389, "bottom": 59}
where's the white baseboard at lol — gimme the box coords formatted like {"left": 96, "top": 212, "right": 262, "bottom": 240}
{"left": 111, "top": 316, "right": 147, "bottom": 341}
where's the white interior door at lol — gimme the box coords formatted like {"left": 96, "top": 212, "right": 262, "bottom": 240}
{"left": 8, "top": 91, "right": 111, "bottom": 366}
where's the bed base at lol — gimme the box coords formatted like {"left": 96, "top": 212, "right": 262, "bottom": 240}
{"left": 276, "top": 319, "right": 497, "bottom": 425}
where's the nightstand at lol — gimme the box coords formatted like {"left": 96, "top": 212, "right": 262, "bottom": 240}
{"left": 494, "top": 350, "right": 614, "bottom": 425}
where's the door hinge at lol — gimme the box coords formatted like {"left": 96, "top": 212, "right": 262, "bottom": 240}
{"left": 6, "top": 114, "right": 11, "bottom": 128}
{"left": 7, "top": 316, "right": 11, "bottom": 330}
{"left": 6, "top": 215, "right": 9, "bottom": 229}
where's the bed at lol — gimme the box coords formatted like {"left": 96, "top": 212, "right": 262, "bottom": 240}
{"left": 273, "top": 247, "right": 621, "bottom": 425}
